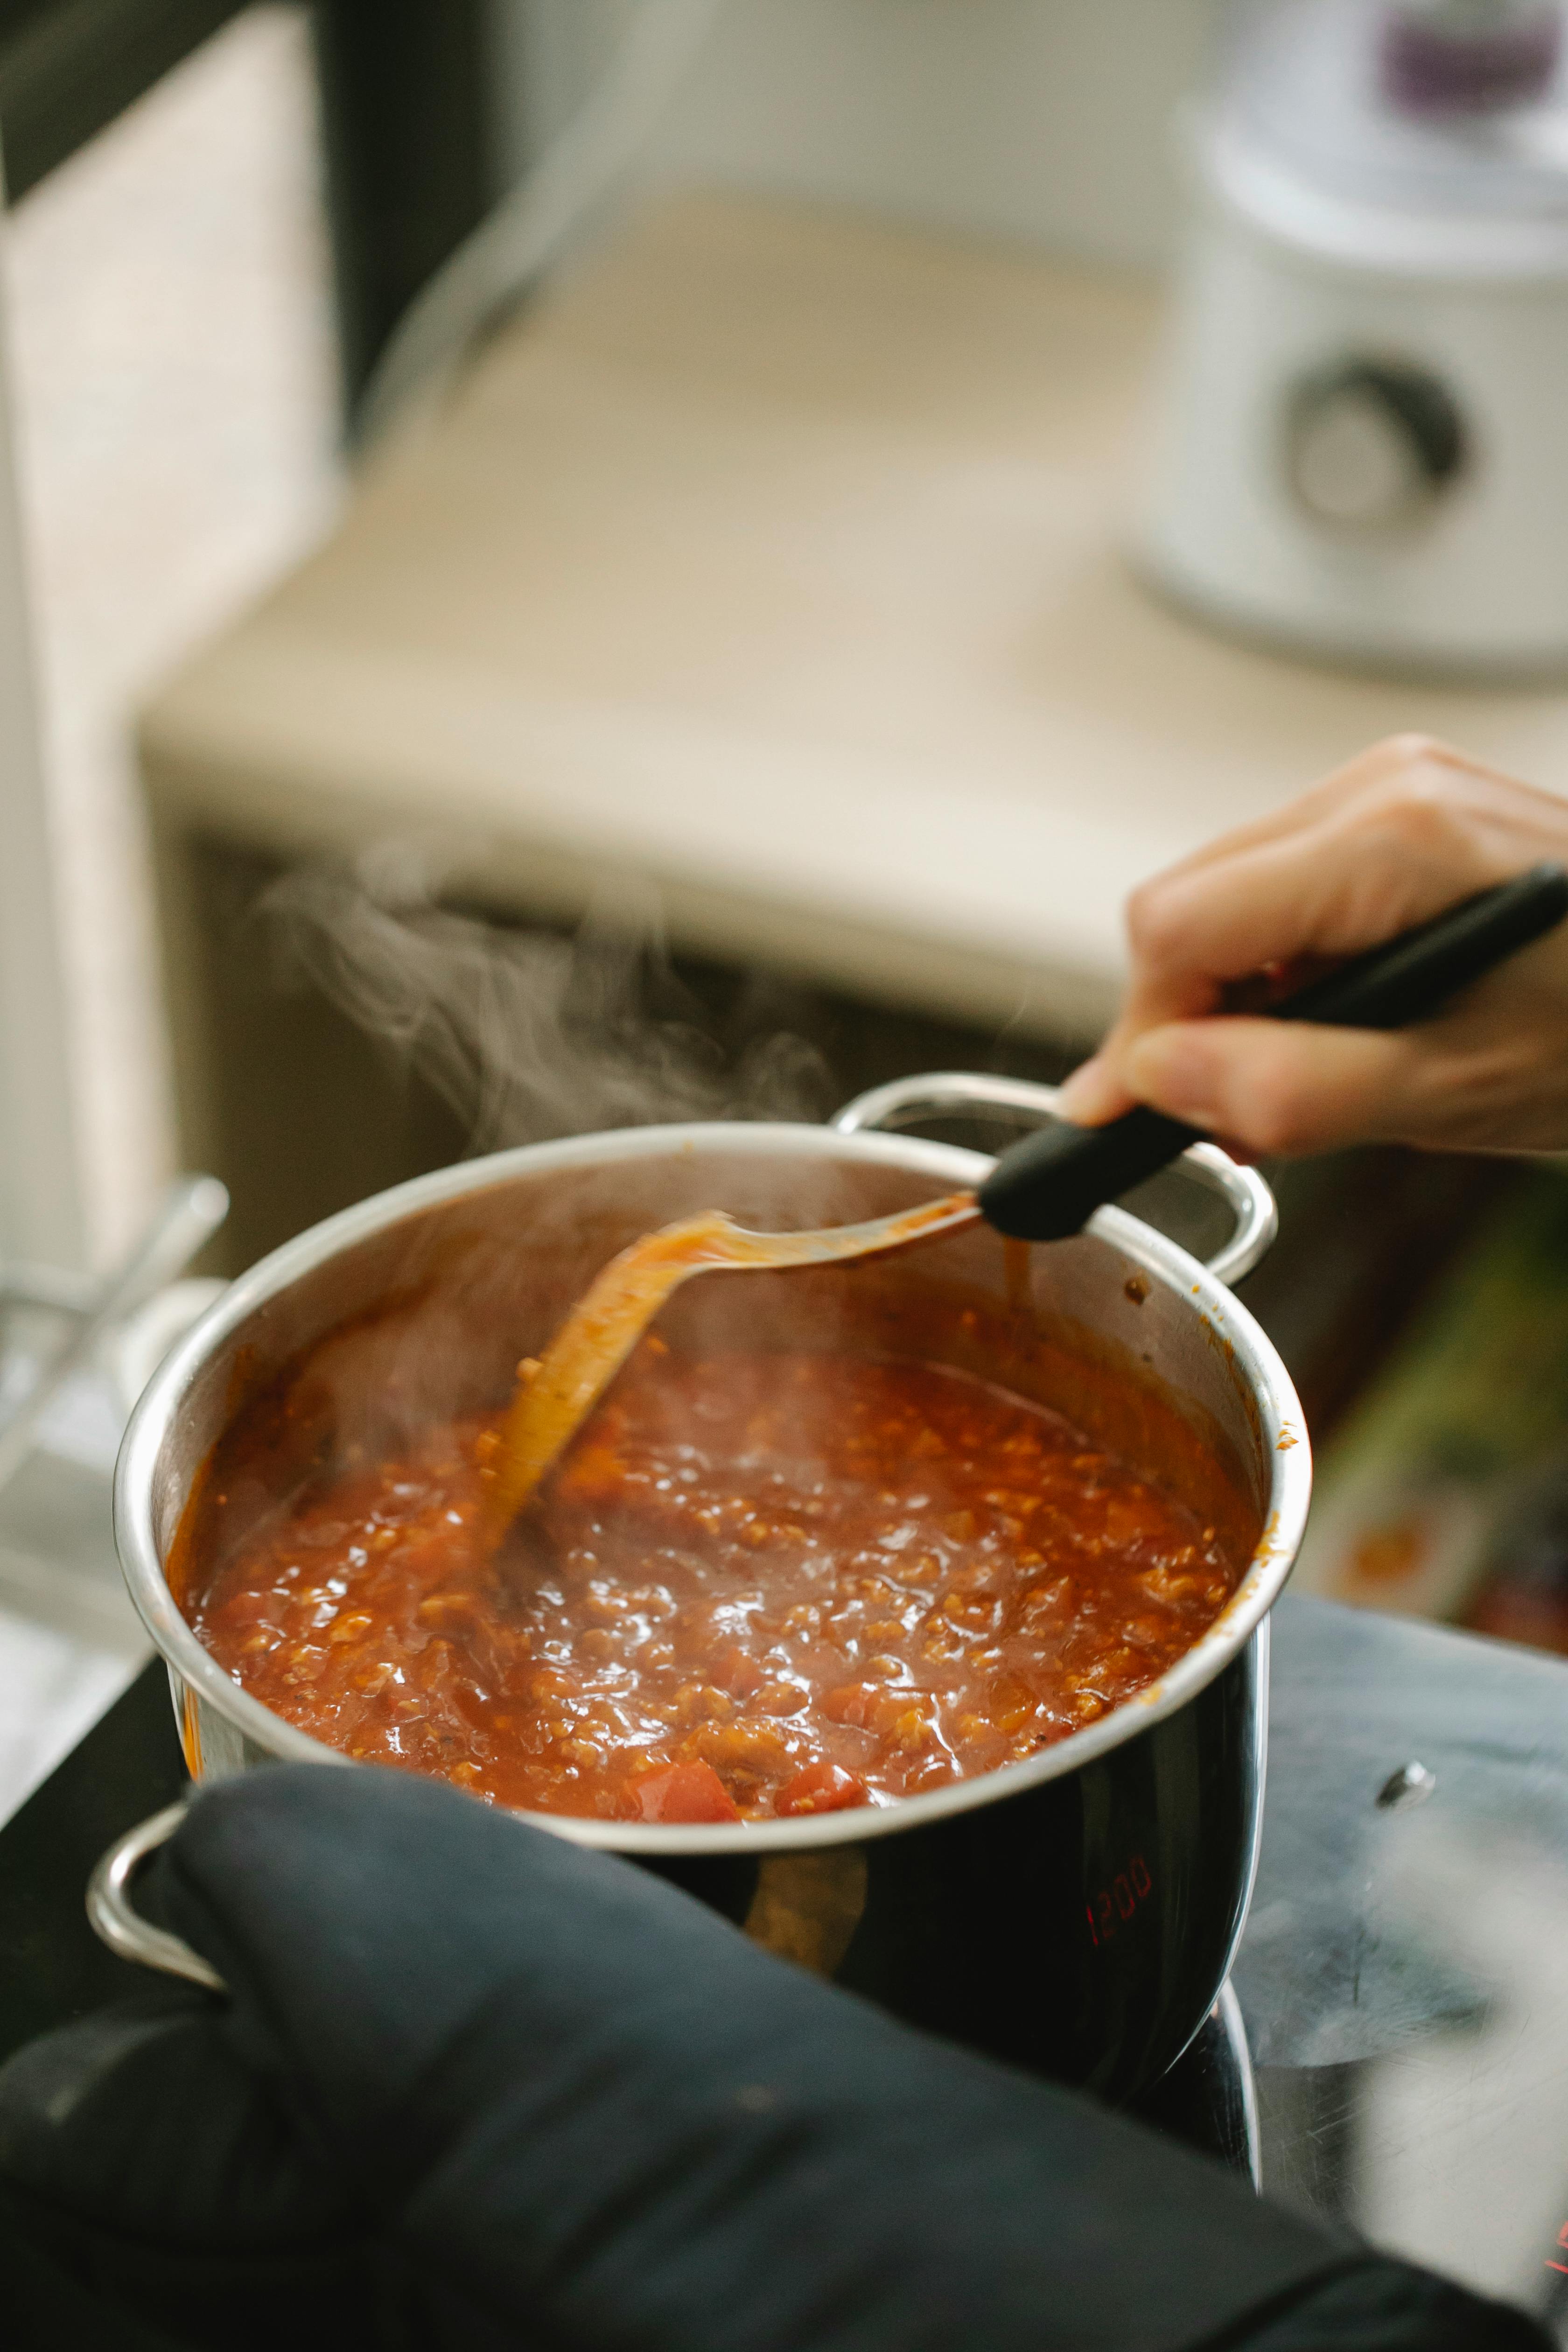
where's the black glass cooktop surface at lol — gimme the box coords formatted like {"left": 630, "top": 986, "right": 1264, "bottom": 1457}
{"left": 2, "top": 1596, "right": 1567, "bottom": 2343}
{"left": 1238, "top": 1599, "right": 1568, "bottom": 2340}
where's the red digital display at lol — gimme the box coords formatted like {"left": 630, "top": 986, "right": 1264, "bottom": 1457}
{"left": 1085, "top": 1853, "right": 1154, "bottom": 1947}
{"left": 1544, "top": 2219, "right": 1568, "bottom": 2276}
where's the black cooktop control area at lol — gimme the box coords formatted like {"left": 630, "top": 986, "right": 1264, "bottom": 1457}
{"left": 1238, "top": 1599, "right": 1568, "bottom": 2341}
{"left": 2, "top": 1596, "right": 1567, "bottom": 2345}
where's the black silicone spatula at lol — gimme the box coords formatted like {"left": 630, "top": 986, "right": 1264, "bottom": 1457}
{"left": 978, "top": 861, "right": 1568, "bottom": 1244}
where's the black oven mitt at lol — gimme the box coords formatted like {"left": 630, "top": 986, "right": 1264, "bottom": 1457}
{"left": 0, "top": 1765, "right": 1549, "bottom": 2352}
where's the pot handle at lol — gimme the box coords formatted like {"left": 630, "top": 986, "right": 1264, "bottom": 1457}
{"left": 85, "top": 1803, "right": 226, "bottom": 1992}
{"left": 830, "top": 1072, "right": 1278, "bottom": 1287}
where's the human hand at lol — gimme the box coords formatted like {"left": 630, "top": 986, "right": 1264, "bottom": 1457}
{"left": 0, "top": 1767, "right": 1546, "bottom": 2351}
{"left": 1058, "top": 736, "right": 1568, "bottom": 1157}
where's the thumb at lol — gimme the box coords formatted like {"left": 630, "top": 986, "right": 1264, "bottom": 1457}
{"left": 0, "top": 1993, "right": 381, "bottom": 2350}
{"left": 1123, "top": 1018, "right": 1410, "bottom": 1157}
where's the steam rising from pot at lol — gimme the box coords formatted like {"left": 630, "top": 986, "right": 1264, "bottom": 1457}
{"left": 256, "top": 863, "right": 834, "bottom": 1152}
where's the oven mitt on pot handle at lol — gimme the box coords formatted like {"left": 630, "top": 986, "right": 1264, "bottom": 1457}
{"left": 0, "top": 1766, "right": 1549, "bottom": 2352}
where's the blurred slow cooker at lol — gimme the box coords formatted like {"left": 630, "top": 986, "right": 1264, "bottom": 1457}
{"left": 101, "top": 1077, "right": 1309, "bottom": 2104}
{"left": 1141, "top": 0, "right": 1568, "bottom": 677}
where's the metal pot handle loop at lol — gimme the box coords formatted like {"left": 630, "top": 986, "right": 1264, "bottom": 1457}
{"left": 85, "top": 1803, "right": 227, "bottom": 1992}
{"left": 830, "top": 1071, "right": 1278, "bottom": 1287}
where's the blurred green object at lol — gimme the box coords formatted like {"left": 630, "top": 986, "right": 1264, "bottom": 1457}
{"left": 1294, "top": 1166, "right": 1568, "bottom": 1631}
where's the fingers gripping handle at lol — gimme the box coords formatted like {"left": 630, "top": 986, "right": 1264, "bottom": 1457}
{"left": 976, "top": 863, "right": 1568, "bottom": 1244}
{"left": 1269, "top": 859, "right": 1568, "bottom": 1032}
{"left": 829, "top": 1073, "right": 1277, "bottom": 1287}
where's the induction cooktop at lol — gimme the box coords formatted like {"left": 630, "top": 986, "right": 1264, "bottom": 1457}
{"left": 1134, "top": 1600, "right": 1568, "bottom": 2342}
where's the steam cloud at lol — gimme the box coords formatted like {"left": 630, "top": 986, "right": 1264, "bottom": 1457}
{"left": 256, "top": 864, "right": 834, "bottom": 1152}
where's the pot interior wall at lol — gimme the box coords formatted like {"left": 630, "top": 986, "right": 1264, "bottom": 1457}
{"left": 158, "top": 1146, "right": 1268, "bottom": 1607}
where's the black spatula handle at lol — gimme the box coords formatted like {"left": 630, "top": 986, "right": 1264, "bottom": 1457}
{"left": 978, "top": 861, "right": 1568, "bottom": 1244}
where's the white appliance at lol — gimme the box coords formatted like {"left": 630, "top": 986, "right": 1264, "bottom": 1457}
{"left": 1140, "top": 0, "right": 1568, "bottom": 678}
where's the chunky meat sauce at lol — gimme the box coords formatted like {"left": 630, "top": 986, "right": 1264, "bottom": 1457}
{"left": 189, "top": 1346, "right": 1241, "bottom": 1822}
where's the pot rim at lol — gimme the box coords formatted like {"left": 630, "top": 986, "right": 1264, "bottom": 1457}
{"left": 114, "top": 1120, "right": 1310, "bottom": 1856}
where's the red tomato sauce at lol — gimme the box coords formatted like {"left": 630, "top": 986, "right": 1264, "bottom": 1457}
{"left": 186, "top": 1346, "right": 1243, "bottom": 1822}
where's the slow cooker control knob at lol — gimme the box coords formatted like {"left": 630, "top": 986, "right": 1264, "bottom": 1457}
{"left": 1285, "top": 359, "right": 1469, "bottom": 532}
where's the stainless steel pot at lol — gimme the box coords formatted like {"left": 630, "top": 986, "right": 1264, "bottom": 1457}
{"left": 98, "top": 1076, "right": 1309, "bottom": 2101}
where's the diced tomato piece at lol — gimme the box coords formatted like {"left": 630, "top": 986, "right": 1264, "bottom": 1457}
{"left": 630, "top": 1761, "right": 741, "bottom": 1824}
{"left": 776, "top": 1761, "right": 869, "bottom": 1817}
{"left": 710, "top": 1644, "right": 763, "bottom": 1698}
{"left": 820, "top": 1681, "right": 878, "bottom": 1728}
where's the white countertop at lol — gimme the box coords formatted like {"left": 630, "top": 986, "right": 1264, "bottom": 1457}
{"left": 140, "top": 191, "right": 1568, "bottom": 1044}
